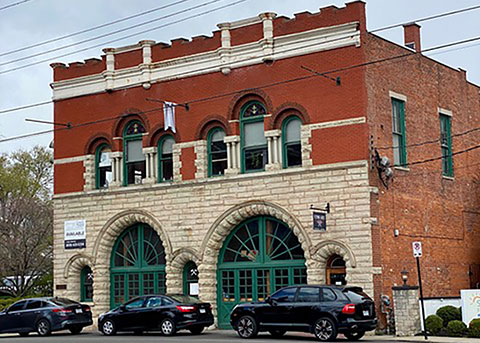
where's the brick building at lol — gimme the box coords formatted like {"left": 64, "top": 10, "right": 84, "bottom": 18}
{"left": 50, "top": 1, "right": 480, "bottom": 328}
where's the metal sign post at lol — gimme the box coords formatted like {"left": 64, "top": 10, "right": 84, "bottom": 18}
{"left": 413, "top": 241, "right": 428, "bottom": 340}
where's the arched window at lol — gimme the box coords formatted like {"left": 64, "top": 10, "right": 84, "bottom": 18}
{"left": 241, "top": 101, "right": 267, "bottom": 173}
{"left": 80, "top": 266, "right": 93, "bottom": 302}
{"left": 95, "top": 144, "right": 112, "bottom": 189}
{"left": 326, "top": 254, "right": 346, "bottom": 286}
{"left": 123, "top": 121, "right": 146, "bottom": 185}
{"left": 158, "top": 136, "right": 175, "bottom": 182}
{"left": 208, "top": 128, "right": 227, "bottom": 176}
{"left": 183, "top": 261, "right": 199, "bottom": 297}
{"left": 282, "top": 116, "right": 302, "bottom": 168}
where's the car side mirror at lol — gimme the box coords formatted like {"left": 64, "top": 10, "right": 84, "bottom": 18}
{"left": 119, "top": 305, "right": 126, "bottom": 311}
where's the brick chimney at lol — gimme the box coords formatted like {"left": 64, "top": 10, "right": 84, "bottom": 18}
{"left": 403, "top": 23, "right": 421, "bottom": 52}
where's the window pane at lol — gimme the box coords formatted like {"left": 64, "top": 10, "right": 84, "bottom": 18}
{"left": 257, "top": 270, "right": 271, "bottom": 301}
{"left": 212, "top": 160, "right": 227, "bottom": 176}
{"left": 211, "top": 130, "right": 225, "bottom": 142}
{"left": 26, "top": 300, "right": 43, "bottom": 310}
{"left": 244, "top": 121, "right": 266, "bottom": 147}
{"left": 221, "top": 271, "right": 235, "bottom": 302}
{"left": 393, "top": 134, "right": 401, "bottom": 165}
{"left": 271, "top": 287, "right": 296, "bottom": 303}
{"left": 127, "top": 161, "right": 146, "bottom": 184}
{"left": 245, "top": 146, "right": 267, "bottom": 171}
{"left": 239, "top": 270, "right": 253, "bottom": 302}
{"left": 99, "top": 149, "right": 112, "bottom": 167}
{"left": 161, "top": 158, "right": 173, "bottom": 181}
{"left": 146, "top": 297, "right": 162, "bottom": 308}
{"left": 161, "top": 137, "right": 175, "bottom": 154}
{"left": 114, "top": 275, "right": 125, "bottom": 305}
{"left": 297, "top": 287, "right": 320, "bottom": 302}
{"left": 286, "top": 143, "right": 302, "bottom": 167}
{"left": 392, "top": 100, "right": 403, "bottom": 134}
{"left": 8, "top": 301, "right": 26, "bottom": 312}
{"left": 127, "top": 140, "right": 145, "bottom": 162}
{"left": 285, "top": 119, "right": 301, "bottom": 142}
{"left": 322, "top": 288, "right": 337, "bottom": 302}
{"left": 128, "top": 274, "right": 140, "bottom": 299}
{"left": 125, "top": 297, "right": 143, "bottom": 309}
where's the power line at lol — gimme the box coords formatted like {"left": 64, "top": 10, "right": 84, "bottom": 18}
{"left": 0, "top": 0, "right": 193, "bottom": 58}
{"left": 371, "top": 4, "right": 480, "bottom": 33}
{"left": 0, "top": 100, "right": 51, "bottom": 115}
{"left": 405, "top": 143, "right": 480, "bottom": 167}
{"left": 0, "top": 0, "right": 225, "bottom": 68}
{"left": 0, "top": 0, "right": 32, "bottom": 12}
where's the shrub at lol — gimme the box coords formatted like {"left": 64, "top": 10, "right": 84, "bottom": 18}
{"left": 436, "top": 305, "right": 461, "bottom": 326}
{"left": 446, "top": 320, "right": 467, "bottom": 337}
{"left": 425, "top": 315, "right": 443, "bottom": 335}
{"left": 468, "top": 318, "right": 480, "bottom": 338}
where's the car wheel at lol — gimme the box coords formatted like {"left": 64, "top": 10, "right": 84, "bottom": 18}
{"left": 189, "top": 326, "right": 204, "bottom": 335}
{"left": 69, "top": 326, "right": 83, "bottom": 334}
{"left": 313, "top": 317, "right": 337, "bottom": 341}
{"left": 19, "top": 332, "right": 29, "bottom": 337}
{"left": 236, "top": 315, "right": 258, "bottom": 339}
{"left": 160, "top": 318, "right": 176, "bottom": 336}
{"left": 36, "top": 319, "right": 51, "bottom": 336}
{"left": 344, "top": 331, "right": 365, "bottom": 341}
{"left": 101, "top": 319, "right": 117, "bottom": 336}
{"left": 268, "top": 329, "right": 286, "bottom": 337}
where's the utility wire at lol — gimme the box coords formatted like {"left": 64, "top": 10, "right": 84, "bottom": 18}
{"left": 0, "top": 0, "right": 225, "bottom": 68}
{"left": 405, "top": 143, "right": 480, "bottom": 167}
{"left": 0, "top": 0, "right": 193, "bottom": 58}
{"left": 0, "top": 0, "right": 31, "bottom": 12}
{"left": 0, "top": 0, "right": 247, "bottom": 76}
{"left": 371, "top": 4, "right": 480, "bottom": 33}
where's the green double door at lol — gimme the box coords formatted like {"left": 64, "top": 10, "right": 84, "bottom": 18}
{"left": 110, "top": 224, "right": 166, "bottom": 308}
{"left": 217, "top": 216, "right": 307, "bottom": 329}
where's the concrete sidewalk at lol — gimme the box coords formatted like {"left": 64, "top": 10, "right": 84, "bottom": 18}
{"left": 367, "top": 334, "right": 480, "bottom": 342}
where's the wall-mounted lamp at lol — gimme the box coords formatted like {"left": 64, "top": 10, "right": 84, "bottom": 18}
{"left": 394, "top": 229, "right": 399, "bottom": 237}
{"left": 401, "top": 269, "right": 409, "bottom": 287}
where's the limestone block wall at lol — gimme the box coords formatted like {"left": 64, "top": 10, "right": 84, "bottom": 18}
{"left": 392, "top": 286, "right": 421, "bottom": 336}
{"left": 53, "top": 160, "right": 376, "bottom": 321}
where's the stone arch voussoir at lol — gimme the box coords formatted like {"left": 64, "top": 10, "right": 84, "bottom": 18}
{"left": 167, "top": 248, "right": 201, "bottom": 294}
{"left": 63, "top": 254, "right": 94, "bottom": 302}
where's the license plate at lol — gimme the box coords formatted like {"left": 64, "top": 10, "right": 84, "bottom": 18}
{"left": 363, "top": 310, "right": 369, "bottom": 316}
{"left": 199, "top": 309, "right": 206, "bottom": 314}
{"left": 75, "top": 309, "right": 82, "bottom": 314}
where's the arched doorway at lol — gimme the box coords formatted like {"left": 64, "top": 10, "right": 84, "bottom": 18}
{"left": 217, "top": 216, "right": 306, "bottom": 328}
{"left": 326, "top": 254, "right": 346, "bottom": 285}
{"left": 110, "top": 224, "right": 166, "bottom": 308}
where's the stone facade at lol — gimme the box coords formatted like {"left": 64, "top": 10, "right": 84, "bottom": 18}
{"left": 392, "top": 286, "right": 421, "bottom": 336}
{"left": 53, "top": 161, "right": 375, "bottom": 322}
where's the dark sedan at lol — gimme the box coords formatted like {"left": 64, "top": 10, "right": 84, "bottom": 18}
{"left": 230, "top": 285, "right": 377, "bottom": 341}
{"left": 98, "top": 294, "right": 214, "bottom": 336}
{"left": 0, "top": 297, "right": 92, "bottom": 336}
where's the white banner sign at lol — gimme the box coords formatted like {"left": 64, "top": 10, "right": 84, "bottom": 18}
{"left": 64, "top": 220, "right": 86, "bottom": 249}
{"left": 461, "top": 289, "right": 480, "bottom": 326}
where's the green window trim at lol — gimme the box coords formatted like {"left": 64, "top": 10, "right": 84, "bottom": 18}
{"left": 281, "top": 115, "right": 302, "bottom": 169}
{"left": 110, "top": 224, "right": 166, "bottom": 308}
{"left": 240, "top": 101, "right": 268, "bottom": 173}
{"left": 80, "top": 266, "right": 93, "bottom": 302}
{"left": 123, "top": 121, "right": 146, "bottom": 186}
{"left": 440, "top": 114, "right": 453, "bottom": 177}
{"left": 157, "top": 135, "right": 175, "bottom": 183}
{"left": 392, "top": 98, "right": 407, "bottom": 167}
{"left": 95, "top": 143, "right": 112, "bottom": 189}
{"left": 207, "top": 128, "right": 227, "bottom": 177}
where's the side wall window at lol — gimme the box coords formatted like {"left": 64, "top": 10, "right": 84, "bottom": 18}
{"left": 123, "top": 121, "right": 146, "bottom": 185}
{"left": 95, "top": 144, "right": 112, "bottom": 189}
{"left": 392, "top": 98, "right": 407, "bottom": 167}
{"left": 208, "top": 128, "right": 227, "bottom": 177}
{"left": 241, "top": 101, "right": 268, "bottom": 173}
{"left": 158, "top": 136, "right": 175, "bottom": 182}
{"left": 81, "top": 266, "right": 94, "bottom": 302}
{"left": 282, "top": 116, "right": 302, "bottom": 168}
{"left": 440, "top": 114, "right": 453, "bottom": 177}
{"left": 183, "top": 261, "right": 199, "bottom": 297}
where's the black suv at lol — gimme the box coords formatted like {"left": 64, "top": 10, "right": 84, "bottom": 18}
{"left": 230, "top": 285, "right": 376, "bottom": 341}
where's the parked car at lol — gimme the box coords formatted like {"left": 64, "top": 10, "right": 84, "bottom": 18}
{"left": 98, "top": 294, "right": 214, "bottom": 336}
{"left": 0, "top": 297, "right": 92, "bottom": 336}
{"left": 230, "top": 285, "right": 377, "bottom": 341}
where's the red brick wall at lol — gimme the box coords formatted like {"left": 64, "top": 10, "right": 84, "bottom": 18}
{"left": 181, "top": 147, "right": 196, "bottom": 181}
{"left": 365, "top": 33, "right": 480, "bottom": 326}
{"left": 54, "top": 162, "right": 84, "bottom": 194}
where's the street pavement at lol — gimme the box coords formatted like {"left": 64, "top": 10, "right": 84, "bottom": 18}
{"left": 1, "top": 330, "right": 479, "bottom": 342}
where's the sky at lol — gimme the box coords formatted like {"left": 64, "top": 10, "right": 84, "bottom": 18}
{"left": 0, "top": 0, "right": 479, "bottom": 154}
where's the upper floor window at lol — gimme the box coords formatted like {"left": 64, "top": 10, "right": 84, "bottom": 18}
{"left": 440, "top": 114, "right": 453, "bottom": 177}
{"left": 282, "top": 116, "right": 302, "bottom": 168}
{"left": 95, "top": 144, "right": 112, "bottom": 189}
{"left": 241, "top": 101, "right": 267, "bottom": 173}
{"left": 392, "top": 98, "right": 407, "bottom": 167}
{"left": 208, "top": 128, "right": 227, "bottom": 177}
{"left": 123, "top": 121, "right": 146, "bottom": 185}
{"left": 80, "top": 266, "right": 93, "bottom": 302}
{"left": 158, "top": 136, "right": 175, "bottom": 182}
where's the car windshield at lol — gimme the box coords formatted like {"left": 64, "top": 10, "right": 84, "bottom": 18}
{"left": 50, "top": 298, "right": 79, "bottom": 306}
{"left": 343, "top": 287, "right": 372, "bottom": 302}
{"left": 168, "top": 295, "right": 201, "bottom": 304}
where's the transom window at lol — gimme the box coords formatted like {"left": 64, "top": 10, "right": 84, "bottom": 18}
{"left": 123, "top": 121, "right": 146, "bottom": 185}
{"left": 282, "top": 116, "right": 302, "bottom": 168}
{"left": 95, "top": 144, "right": 112, "bottom": 189}
{"left": 208, "top": 128, "right": 227, "bottom": 176}
{"left": 158, "top": 136, "right": 175, "bottom": 182}
{"left": 241, "top": 101, "right": 268, "bottom": 173}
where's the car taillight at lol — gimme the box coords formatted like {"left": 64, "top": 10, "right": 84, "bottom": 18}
{"left": 342, "top": 304, "right": 356, "bottom": 315}
{"left": 176, "top": 305, "right": 196, "bottom": 313}
{"left": 84, "top": 306, "right": 91, "bottom": 312}
{"left": 52, "top": 308, "right": 72, "bottom": 315}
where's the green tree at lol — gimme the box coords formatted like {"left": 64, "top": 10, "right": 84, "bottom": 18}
{"left": 0, "top": 146, "right": 53, "bottom": 297}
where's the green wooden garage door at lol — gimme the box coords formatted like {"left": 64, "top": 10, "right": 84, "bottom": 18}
{"left": 217, "top": 216, "right": 307, "bottom": 328}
